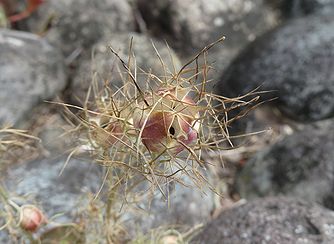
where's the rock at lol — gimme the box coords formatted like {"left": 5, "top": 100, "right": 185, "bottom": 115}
{"left": 3, "top": 158, "right": 213, "bottom": 238}
{"left": 19, "top": 103, "right": 76, "bottom": 156}
{"left": 0, "top": 29, "right": 67, "bottom": 126}
{"left": 27, "top": 0, "right": 135, "bottom": 57}
{"left": 70, "top": 32, "right": 182, "bottom": 104}
{"left": 219, "top": 13, "right": 334, "bottom": 121}
{"left": 268, "top": 0, "right": 334, "bottom": 18}
{"left": 137, "top": 0, "right": 280, "bottom": 91}
{"left": 36, "top": 113, "right": 73, "bottom": 156}
{"left": 4, "top": 157, "right": 103, "bottom": 223}
{"left": 192, "top": 197, "right": 334, "bottom": 244}
{"left": 123, "top": 177, "right": 215, "bottom": 236}
{"left": 236, "top": 120, "right": 334, "bottom": 210}
{"left": 137, "top": 0, "right": 279, "bottom": 55}
{"left": 0, "top": 156, "right": 102, "bottom": 242}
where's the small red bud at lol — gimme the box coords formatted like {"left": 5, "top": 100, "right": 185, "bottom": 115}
{"left": 134, "top": 87, "right": 199, "bottom": 155}
{"left": 19, "top": 205, "right": 46, "bottom": 232}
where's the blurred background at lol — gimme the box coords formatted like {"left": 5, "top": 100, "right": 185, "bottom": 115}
{"left": 1, "top": 0, "right": 334, "bottom": 243}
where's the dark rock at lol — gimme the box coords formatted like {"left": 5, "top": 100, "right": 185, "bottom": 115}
{"left": 27, "top": 0, "right": 135, "bottom": 57}
{"left": 268, "top": 0, "right": 334, "bottom": 18}
{"left": 137, "top": 0, "right": 281, "bottom": 92}
{"left": 192, "top": 197, "right": 334, "bottom": 244}
{"left": 236, "top": 121, "right": 334, "bottom": 210}
{"left": 71, "top": 32, "right": 181, "bottom": 104}
{"left": 219, "top": 13, "right": 334, "bottom": 121}
{"left": 137, "top": 0, "right": 279, "bottom": 55}
{"left": 0, "top": 29, "right": 67, "bottom": 126}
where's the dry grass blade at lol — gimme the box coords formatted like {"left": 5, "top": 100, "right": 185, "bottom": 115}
{"left": 0, "top": 127, "right": 40, "bottom": 165}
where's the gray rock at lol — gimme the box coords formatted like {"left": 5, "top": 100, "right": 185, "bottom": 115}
{"left": 267, "top": 0, "right": 334, "bottom": 18}
{"left": 192, "top": 197, "right": 334, "bottom": 244}
{"left": 236, "top": 121, "right": 334, "bottom": 210}
{"left": 219, "top": 13, "right": 334, "bottom": 121}
{"left": 18, "top": 103, "right": 77, "bottom": 156}
{"left": 123, "top": 177, "right": 214, "bottom": 236}
{"left": 0, "top": 29, "right": 66, "bottom": 126}
{"left": 3, "top": 157, "right": 213, "bottom": 240}
{"left": 4, "top": 157, "right": 103, "bottom": 223}
{"left": 71, "top": 32, "right": 181, "bottom": 104}
{"left": 137, "top": 0, "right": 280, "bottom": 90}
{"left": 0, "top": 156, "right": 102, "bottom": 242}
{"left": 27, "top": 0, "right": 135, "bottom": 57}
{"left": 138, "top": 0, "right": 279, "bottom": 55}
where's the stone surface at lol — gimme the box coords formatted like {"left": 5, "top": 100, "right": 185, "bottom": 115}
{"left": 0, "top": 156, "right": 102, "bottom": 242}
{"left": 137, "top": 0, "right": 280, "bottom": 91}
{"left": 192, "top": 197, "right": 334, "bottom": 244}
{"left": 27, "top": 0, "right": 135, "bottom": 57}
{"left": 123, "top": 177, "right": 215, "bottom": 236}
{"left": 268, "top": 0, "right": 334, "bottom": 18}
{"left": 18, "top": 103, "right": 77, "bottom": 156}
{"left": 219, "top": 13, "right": 334, "bottom": 121}
{"left": 236, "top": 120, "right": 334, "bottom": 210}
{"left": 2, "top": 154, "right": 213, "bottom": 240}
{"left": 4, "top": 157, "right": 102, "bottom": 223}
{"left": 136, "top": 0, "right": 280, "bottom": 90}
{"left": 0, "top": 29, "right": 66, "bottom": 126}
{"left": 138, "top": 0, "right": 279, "bottom": 55}
{"left": 71, "top": 32, "right": 182, "bottom": 104}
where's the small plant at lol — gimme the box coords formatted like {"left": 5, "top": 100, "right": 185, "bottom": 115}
{"left": 19, "top": 204, "right": 47, "bottom": 232}
{"left": 0, "top": 128, "right": 84, "bottom": 243}
{"left": 0, "top": 186, "right": 46, "bottom": 242}
{"left": 0, "top": 128, "right": 45, "bottom": 242}
{"left": 0, "top": 36, "right": 260, "bottom": 243}
{"left": 58, "top": 36, "right": 259, "bottom": 242}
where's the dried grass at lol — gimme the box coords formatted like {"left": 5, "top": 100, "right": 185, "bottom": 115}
{"left": 0, "top": 128, "right": 41, "bottom": 242}
{"left": 0, "top": 127, "right": 40, "bottom": 165}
